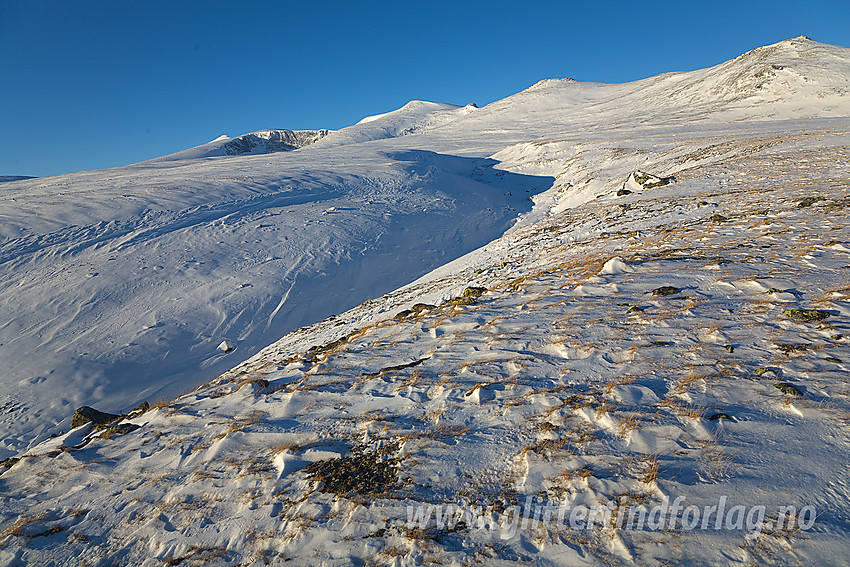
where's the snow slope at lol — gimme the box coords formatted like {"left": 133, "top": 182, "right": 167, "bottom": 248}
{"left": 312, "top": 100, "right": 476, "bottom": 148}
{"left": 1, "top": 36, "right": 850, "bottom": 566}
{"left": 0, "top": 147, "right": 551, "bottom": 458}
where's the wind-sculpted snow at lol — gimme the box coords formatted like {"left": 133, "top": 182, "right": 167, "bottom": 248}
{"left": 3, "top": 125, "right": 850, "bottom": 566}
{"left": 0, "top": 148, "right": 553, "bottom": 457}
{"left": 1, "top": 38, "right": 850, "bottom": 564}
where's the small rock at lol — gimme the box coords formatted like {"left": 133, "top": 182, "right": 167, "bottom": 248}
{"left": 783, "top": 309, "right": 830, "bottom": 322}
{"left": 709, "top": 213, "right": 728, "bottom": 222}
{"left": 725, "top": 345, "right": 734, "bottom": 353}
{"left": 831, "top": 334, "right": 843, "bottom": 340}
{"left": 796, "top": 197, "right": 822, "bottom": 208}
{"left": 130, "top": 401, "right": 150, "bottom": 414}
{"left": 756, "top": 368, "right": 770, "bottom": 376}
{"left": 707, "top": 413, "right": 731, "bottom": 421}
{"left": 697, "top": 201, "right": 709, "bottom": 207}
{"left": 445, "top": 296, "right": 477, "bottom": 307}
{"left": 462, "top": 286, "right": 487, "bottom": 298}
{"left": 774, "top": 382, "right": 804, "bottom": 396}
{"left": 396, "top": 303, "right": 436, "bottom": 319}
{"left": 617, "top": 188, "right": 632, "bottom": 196}
{"left": 626, "top": 305, "right": 644, "bottom": 314}
{"left": 71, "top": 406, "right": 121, "bottom": 429}
{"left": 826, "top": 356, "right": 842, "bottom": 364}
{"left": 218, "top": 340, "right": 236, "bottom": 353}
{"left": 651, "top": 286, "right": 681, "bottom": 297}
{"left": 628, "top": 171, "right": 674, "bottom": 189}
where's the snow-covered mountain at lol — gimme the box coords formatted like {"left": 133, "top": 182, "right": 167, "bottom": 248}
{"left": 146, "top": 128, "right": 331, "bottom": 162}
{"left": 1, "top": 36, "right": 850, "bottom": 566}
{"left": 312, "top": 100, "right": 478, "bottom": 147}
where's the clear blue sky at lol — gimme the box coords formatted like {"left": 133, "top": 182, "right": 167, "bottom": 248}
{"left": 2, "top": 0, "right": 848, "bottom": 177}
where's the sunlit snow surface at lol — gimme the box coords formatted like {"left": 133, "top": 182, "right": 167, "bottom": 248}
{"left": 1, "top": 36, "right": 850, "bottom": 566}
{"left": 0, "top": 142, "right": 551, "bottom": 457}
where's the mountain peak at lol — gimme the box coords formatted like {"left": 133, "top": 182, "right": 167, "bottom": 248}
{"left": 144, "top": 128, "right": 330, "bottom": 163}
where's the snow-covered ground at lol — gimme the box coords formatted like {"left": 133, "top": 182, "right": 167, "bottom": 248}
{"left": 0, "top": 114, "right": 551, "bottom": 459}
{"left": 1, "top": 36, "right": 850, "bottom": 565}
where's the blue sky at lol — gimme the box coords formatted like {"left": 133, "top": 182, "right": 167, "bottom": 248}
{"left": 2, "top": 0, "right": 849, "bottom": 177}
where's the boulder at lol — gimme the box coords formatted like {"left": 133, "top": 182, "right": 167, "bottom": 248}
{"left": 783, "top": 309, "right": 829, "bottom": 322}
{"left": 651, "top": 286, "right": 681, "bottom": 297}
{"left": 71, "top": 406, "right": 121, "bottom": 429}
{"left": 462, "top": 287, "right": 487, "bottom": 298}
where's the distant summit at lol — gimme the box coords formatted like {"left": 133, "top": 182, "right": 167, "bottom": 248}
{"left": 144, "top": 128, "right": 330, "bottom": 163}
{"left": 312, "top": 100, "right": 470, "bottom": 148}
{"left": 217, "top": 129, "right": 330, "bottom": 156}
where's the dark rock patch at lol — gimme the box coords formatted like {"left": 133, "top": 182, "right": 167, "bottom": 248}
{"left": 651, "top": 286, "right": 681, "bottom": 297}
{"left": 462, "top": 287, "right": 487, "bottom": 298}
{"left": 783, "top": 309, "right": 829, "bottom": 322}
{"left": 774, "top": 383, "right": 804, "bottom": 397}
{"left": 305, "top": 448, "right": 400, "bottom": 496}
{"left": 71, "top": 406, "right": 121, "bottom": 429}
{"left": 796, "top": 197, "right": 823, "bottom": 208}
{"left": 444, "top": 296, "right": 477, "bottom": 307}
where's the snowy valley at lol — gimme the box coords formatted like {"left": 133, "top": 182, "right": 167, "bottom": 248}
{"left": 1, "top": 36, "right": 850, "bottom": 566}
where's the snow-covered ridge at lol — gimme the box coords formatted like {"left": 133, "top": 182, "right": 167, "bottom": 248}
{"left": 459, "top": 36, "right": 850, "bottom": 143}
{"left": 313, "top": 100, "right": 477, "bottom": 148}
{"left": 145, "top": 128, "right": 330, "bottom": 163}
{"left": 633, "top": 35, "right": 850, "bottom": 110}
{"left": 0, "top": 176, "right": 36, "bottom": 183}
